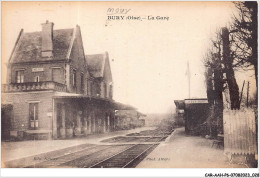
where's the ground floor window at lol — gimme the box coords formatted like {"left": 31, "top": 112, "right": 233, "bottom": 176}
{"left": 29, "top": 103, "right": 39, "bottom": 129}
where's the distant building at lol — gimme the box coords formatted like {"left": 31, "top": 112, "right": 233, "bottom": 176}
{"left": 174, "top": 100, "right": 185, "bottom": 126}
{"left": 115, "top": 110, "right": 146, "bottom": 130}
{"left": 2, "top": 21, "right": 117, "bottom": 140}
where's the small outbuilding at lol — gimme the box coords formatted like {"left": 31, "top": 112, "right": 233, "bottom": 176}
{"left": 184, "top": 98, "right": 210, "bottom": 135}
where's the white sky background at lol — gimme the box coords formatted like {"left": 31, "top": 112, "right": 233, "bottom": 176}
{"left": 1, "top": 2, "right": 256, "bottom": 114}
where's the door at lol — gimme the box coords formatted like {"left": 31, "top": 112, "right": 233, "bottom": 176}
{"left": 1, "top": 105, "right": 13, "bottom": 141}
{"left": 29, "top": 103, "right": 39, "bottom": 130}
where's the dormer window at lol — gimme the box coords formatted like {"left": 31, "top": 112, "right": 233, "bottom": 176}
{"left": 16, "top": 70, "right": 24, "bottom": 83}
{"left": 72, "top": 69, "right": 76, "bottom": 87}
{"left": 80, "top": 73, "right": 84, "bottom": 92}
{"left": 104, "top": 83, "right": 107, "bottom": 98}
{"left": 88, "top": 80, "right": 92, "bottom": 96}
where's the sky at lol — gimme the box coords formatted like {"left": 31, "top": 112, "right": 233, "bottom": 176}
{"left": 1, "top": 2, "right": 256, "bottom": 114}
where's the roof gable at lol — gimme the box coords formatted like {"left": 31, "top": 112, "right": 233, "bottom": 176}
{"left": 85, "top": 52, "right": 112, "bottom": 81}
{"left": 85, "top": 53, "right": 106, "bottom": 78}
{"left": 103, "top": 54, "right": 113, "bottom": 82}
{"left": 10, "top": 28, "right": 74, "bottom": 63}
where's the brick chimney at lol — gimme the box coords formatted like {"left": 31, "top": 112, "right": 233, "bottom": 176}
{"left": 41, "top": 20, "right": 54, "bottom": 57}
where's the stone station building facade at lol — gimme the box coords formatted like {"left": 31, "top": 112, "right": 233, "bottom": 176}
{"left": 2, "top": 21, "right": 125, "bottom": 140}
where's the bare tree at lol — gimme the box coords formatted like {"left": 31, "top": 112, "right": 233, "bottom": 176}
{"left": 204, "top": 30, "right": 225, "bottom": 134}
{"left": 222, "top": 27, "right": 240, "bottom": 110}
{"left": 205, "top": 28, "right": 240, "bottom": 110}
{"left": 230, "top": 1, "right": 258, "bottom": 86}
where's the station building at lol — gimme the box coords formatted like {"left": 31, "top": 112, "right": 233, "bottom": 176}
{"left": 174, "top": 99, "right": 210, "bottom": 135}
{"left": 1, "top": 21, "right": 123, "bottom": 140}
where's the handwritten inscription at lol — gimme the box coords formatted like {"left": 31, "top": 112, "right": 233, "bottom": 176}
{"left": 107, "top": 8, "right": 131, "bottom": 15}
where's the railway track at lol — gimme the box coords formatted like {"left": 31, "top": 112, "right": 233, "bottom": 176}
{"left": 25, "top": 145, "right": 110, "bottom": 168}
{"left": 21, "top": 135, "right": 168, "bottom": 168}
{"left": 4, "top": 143, "right": 95, "bottom": 168}
{"left": 6, "top": 129, "right": 173, "bottom": 168}
{"left": 89, "top": 136, "right": 167, "bottom": 168}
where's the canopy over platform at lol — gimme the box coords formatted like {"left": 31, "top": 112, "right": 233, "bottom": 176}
{"left": 53, "top": 92, "right": 136, "bottom": 110}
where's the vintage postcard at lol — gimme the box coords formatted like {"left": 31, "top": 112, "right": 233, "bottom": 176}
{"left": 1, "top": 1, "right": 258, "bottom": 175}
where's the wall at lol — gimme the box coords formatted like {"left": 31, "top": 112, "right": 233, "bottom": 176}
{"left": 10, "top": 62, "right": 66, "bottom": 84}
{"left": 68, "top": 26, "right": 88, "bottom": 94}
{"left": 2, "top": 91, "right": 55, "bottom": 131}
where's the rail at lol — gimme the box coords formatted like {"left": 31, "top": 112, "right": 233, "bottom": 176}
{"left": 123, "top": 136, "right": 166, "bottom": 168}
{"left": 88, "top": 136, "right": 167, "bottom": 168}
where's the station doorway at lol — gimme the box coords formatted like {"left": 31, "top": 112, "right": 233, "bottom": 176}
{"left": 1, "top": 104, "right": 13, "bottom": 141}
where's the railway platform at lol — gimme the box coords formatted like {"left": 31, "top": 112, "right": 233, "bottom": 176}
{"left": 136, "top": 127, "right": 247, "bottom": 168}
{"left": 2, "top": 127, "right": 155, "bottom": 163}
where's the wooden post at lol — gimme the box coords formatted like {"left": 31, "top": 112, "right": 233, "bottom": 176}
{"left": 83, "top": 110, "right": 88, "bottom": 136}
{"left": 52, "top": 99, "right": 57, "bottom": 139}
{"left": 93, "top": 111, "right": 96, "bottom": 133}
{"left": 88, "top": 113, "right": 92, "bottom": 134}
{"left": 60, "top": 103, "right": 66, "bottom": 138}
{"left": 103, "top": 113, "right": 106, "bottom": 133}
{"left": 107, "top": 114, "right": 110, "bottom": 132}
{"left": 247, "top": 82, "right": 250, "bottom": 108}
{"left": 239, "top": 80, "right": 245, "bottom": 106}
{"left": 75, "top": 111, "right": 82, "bottom": 135}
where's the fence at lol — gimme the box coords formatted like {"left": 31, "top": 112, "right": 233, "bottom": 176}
{"left": 223, "top": 109, "right": 257, "bottom": 155}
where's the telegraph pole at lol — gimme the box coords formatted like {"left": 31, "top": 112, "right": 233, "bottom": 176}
{"left": 186, "top": 61, "right": 191, "bottom": 99}
{"left": 188, "top": 73, "right": 190, "bottom": 99}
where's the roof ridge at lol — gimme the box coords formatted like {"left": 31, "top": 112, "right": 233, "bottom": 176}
{"left": 22, "top": 28, "right": 74, "bottom": 34}
{"left": 66, "top": 27, "right": 77, "bottom": 60}
{"left": 8, "top": 29, "right": 24, "bottom": 63}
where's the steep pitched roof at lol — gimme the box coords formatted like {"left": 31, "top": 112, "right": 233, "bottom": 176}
{"left": 85, "top": 53, "right": 106, "bottom": 78}
{"left": 10, "top": 29, "right": 74, "bottom": 63}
